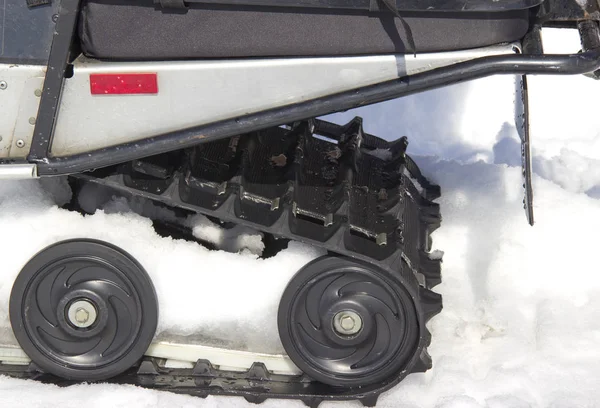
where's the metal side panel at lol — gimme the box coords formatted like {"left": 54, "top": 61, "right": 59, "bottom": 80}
{"left": 0, "top": 64, "right": 46, "bottom": 158}
{"left": 50, "top": 44, "right": 516, "bottom": 157}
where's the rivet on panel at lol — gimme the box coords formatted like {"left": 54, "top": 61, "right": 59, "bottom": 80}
{"left": 16, "top": 140, "right": 25, "bottom": 148}
{"left": 29, "top": 117, "right": 36, "bottom": 125}
{"left": 0, "top": 81, "right": 7, "bottom": 90}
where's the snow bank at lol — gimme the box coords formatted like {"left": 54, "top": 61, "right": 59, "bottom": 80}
{"left": 391, "top": 157, "right": 600, "bottom": 408}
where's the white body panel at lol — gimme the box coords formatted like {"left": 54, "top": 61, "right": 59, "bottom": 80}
{"left": 0, "top": 44, "right": 517, "bottom": 159}
{"left": 0, "top": 65, "right": 46, "bottom": 158}
{"left": 51, "top": 44, "right": 516, "bottom": 156}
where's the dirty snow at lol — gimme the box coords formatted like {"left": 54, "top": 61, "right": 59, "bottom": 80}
{"left": 2, "top": 28, "right": 600, "bottom": 407}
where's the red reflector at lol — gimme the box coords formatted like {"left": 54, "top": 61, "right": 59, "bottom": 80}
{"left": 90, "top": 73, "right": 158, "bottom": 95}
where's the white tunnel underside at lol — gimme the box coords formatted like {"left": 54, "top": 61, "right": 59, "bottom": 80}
{"left": 47, "top": 44, "right": 516, "bottom": 156}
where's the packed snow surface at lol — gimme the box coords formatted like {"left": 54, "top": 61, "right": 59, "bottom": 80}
{"left": 2, "top": 29, "right": 600, "bottom": 407}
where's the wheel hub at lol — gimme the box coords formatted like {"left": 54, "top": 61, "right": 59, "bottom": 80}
{"left": 333, "top": 311, "right": 362, "bottom": 336}
{"left": 67, "top": 300, "right": 97, "bottom": 328}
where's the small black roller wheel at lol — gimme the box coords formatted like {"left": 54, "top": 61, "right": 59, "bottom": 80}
{"left": 9, "top": 239, "right": 158, "bottom": 381}
{"left": 278, "top": 256, "right": 420, "bottom": 387}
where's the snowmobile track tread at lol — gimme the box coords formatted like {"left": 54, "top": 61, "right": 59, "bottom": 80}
{"left": 0, "top": 118, "right": 442, "bottom": 407}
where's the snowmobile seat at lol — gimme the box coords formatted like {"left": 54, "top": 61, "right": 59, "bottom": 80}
{"left": 79, "top": 0, "right": 534, "bottom": 60}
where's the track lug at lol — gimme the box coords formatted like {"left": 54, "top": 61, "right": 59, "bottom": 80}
{"left": 192, "top": 359, "right": 216, "bottom": 377}
{"left": 302, "top": 397, "right": 323, "bottom": 408}
{"left": 299, "top": 373, "right": 313, "bottom": 383}
{"left": 403, "top": 155, "right": 441, "bottom": 201}
{"left": 411, "top": 349, "right": 433, "bottom": 373}
{"left": 420, "top": 203, "right": 442, "bottom": 226}
{"left": 420, "top": 253, "right": 442, "bottom": 289}
{"left": 359, "top": 395, "right": 379, "bottom": 407}
{"left": 246, "top": 362, "right": 270, "bottom": 381}
{"left": 419, "top": 287, "right": 443, "bottom": 322}
{"left": 137, "top": 360, "right": 160, "bottom": 375}
{"left": 27, "top": 362, "right": 44, "bottom": 374}
{"left": 244, "top": 395, "right": 268, "bottom": 404}
{"left": 193, "top": 391, "right": 210, "bottom": 399}
{"left": 422, "top": 329, "right": 432, "bottom": 347}
{"left": 388, "top": 136, "right": 409, "bottom": 159}
{"left": 425, "top": 185, "right": 442, "bottom": 201}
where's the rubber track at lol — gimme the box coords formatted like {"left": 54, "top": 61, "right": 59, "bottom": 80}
{"left": 0, "top": 118, "right": 443, "bottom": 407}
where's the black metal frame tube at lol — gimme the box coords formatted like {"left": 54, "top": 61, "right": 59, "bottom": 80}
{"left": 7, "top": 0, "right": 600, "bottom": 175}
{"left": 35, "top": 49, "right": 600, "bottom": 175}
{"left": 172, "top": 0, "right": 542, "bottom": 12}
{"left": 28, "top": 0, "right": 82, "bottom": 161}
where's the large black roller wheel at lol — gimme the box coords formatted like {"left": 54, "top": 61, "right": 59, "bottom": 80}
{"left": 278, "top": 256, "right": 420, "bottom": 387}
{"left": 9, "top": 239, "right": 158, "bottom": 381}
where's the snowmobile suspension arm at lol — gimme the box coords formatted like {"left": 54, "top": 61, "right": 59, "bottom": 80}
{"left": 28, "top": 49, "right": 600, "bottom": 176}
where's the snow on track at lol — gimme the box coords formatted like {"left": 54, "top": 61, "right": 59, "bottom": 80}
{"left": 0, "top": 178, "right": 324, "bottom": 353}
{"left": 2, "top": 28, "right": 600, "bottom": 408}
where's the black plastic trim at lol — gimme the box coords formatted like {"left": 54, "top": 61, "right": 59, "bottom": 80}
{"left": 34, "top": 50, "right": 600, "bottom": 175}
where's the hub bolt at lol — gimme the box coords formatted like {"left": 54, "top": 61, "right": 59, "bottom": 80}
{"left": 75, "top": 308, "right": 90, "bottom": 324}
{"left": 67, "top": 300, "right": 97, "bottom": 328}
{"left": 333, "top": 311, "right": 363, "bottom": 336}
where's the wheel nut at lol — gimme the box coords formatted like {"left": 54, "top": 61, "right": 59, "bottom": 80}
{"left": 340, "top": 316, "right": 355, "bottom": 331}
{"left": 333, "top": 311, "right": 363, "bottom": 336}
{"left": 67, "top": 300, "right": 97, "bottom": 328}
{"left": 75, "top": 308, "right": 89, "bottom": 324}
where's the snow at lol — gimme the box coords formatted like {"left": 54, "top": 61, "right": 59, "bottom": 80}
{"left": 0, "top": 180, "right": 324, "bottom": 352}
{"left": 2, "top": 28, "right": 600, "bottom": 407}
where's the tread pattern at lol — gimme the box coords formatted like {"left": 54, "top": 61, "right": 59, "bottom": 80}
{"left": 2, "top": 117, "right": 443, "bottom": 406}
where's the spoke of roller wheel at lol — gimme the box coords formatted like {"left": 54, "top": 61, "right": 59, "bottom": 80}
{"left": 349, "top": 292, "right": 400, "bottom": 323}
{"left": 323, "top": 314, "right": 391, "bottom": 372}
{"left": 73, "top": 305, "right": 119, "bottom": 365}
{"left": 295, "top": 309, "right": 332, "bottom": 347}
{"left": 317, "top": 273, "right": 365, "bottom": 311}
{"left": 35, "top": 319, "right": 101, "bottom": 356}
{"left": 304, "top": 274, "right": 339, "bottom": 329}
{"left": 47, "top": 261, "right": 93, "bottom": 319}
{"left": 31, "top": 313, "right": 72, "bottom": 343}
{"left": 103, "top": 296, "right": 134, "bottom": 358}
{"left": 339, "top": 281, "right": 399, "bottom": 316}
{"left": 73, "top": 280, "right": 138, "bottom": 313}
{"left": 297, "top": 321, "right": 355, "bottom": 360}
{"left": 34, "top": 266, "right": 64, "bottom": 326}
{"left": 66, "top": 264, "right": 131, "bottom": 297}
{"left": 351, "top": 314, "right": 392, "bottom": 370}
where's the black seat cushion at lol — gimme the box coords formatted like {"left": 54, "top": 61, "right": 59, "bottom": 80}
{"left": 79, "top": 0, "right": 530, "bottom": 59}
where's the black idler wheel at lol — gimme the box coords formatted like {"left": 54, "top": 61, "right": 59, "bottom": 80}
{"left": 278, "top": 256, "right": 420, "bottom": 387}
{"left": 9, "top": 239, "right": 158, "bottom": 381}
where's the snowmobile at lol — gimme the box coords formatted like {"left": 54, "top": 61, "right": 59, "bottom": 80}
{"left": 0, "top": 0, "right": 599, "bottom": 405}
